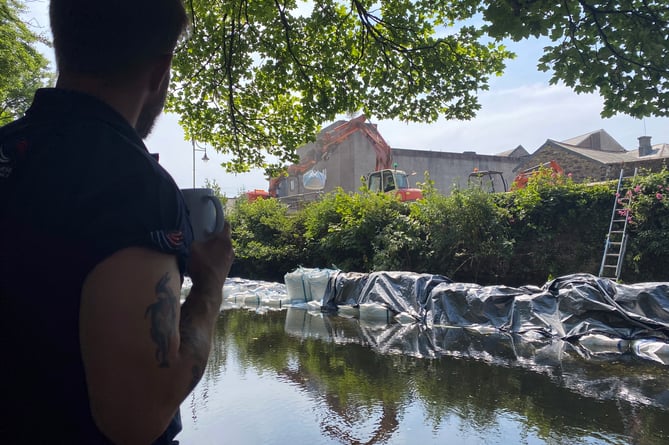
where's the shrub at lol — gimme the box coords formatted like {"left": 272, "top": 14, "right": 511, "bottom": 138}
{"left": 225, "top": 168, "right": 669, "bottom": 285}
{"left": 622, "top": 168, "right": 669, "bottom": 281}
{"left": 498, "top": 170, "right": 613, "bottom": 285}
{"left": 411, "top": 188, "right": 513, "bottom": 283}
{"left": 226, "top": 197, "right": 304, "bottom": 281}
{"left": 301, "top": 187, "right": 409, "bottom": 272}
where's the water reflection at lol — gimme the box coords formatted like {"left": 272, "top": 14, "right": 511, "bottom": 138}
{"left": 179, "top": 308, "right": 669, "bottom": 444}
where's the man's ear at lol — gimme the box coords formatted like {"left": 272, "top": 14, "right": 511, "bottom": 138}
{"left": 148, "top": 54, "right": 173, "bottom": 92}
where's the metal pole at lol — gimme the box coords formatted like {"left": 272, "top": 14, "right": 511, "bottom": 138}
{"left": 192, "top": 136, "right": 196, "bottom": 188}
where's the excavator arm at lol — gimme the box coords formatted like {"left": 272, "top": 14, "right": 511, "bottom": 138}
{"left": 266, "top": 115, "right": 394, "bottom": 197}
{"left": 318, "top": 115, "right": 393, "bottom": 171}
{"left": 513, "top": 159, "right": 564, "bottom": 189}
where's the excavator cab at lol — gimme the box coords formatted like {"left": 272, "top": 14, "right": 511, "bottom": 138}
{"left": 468, "top": 170, "right": 508, "bottom": 193}
{"left": 367, "top": 169, "right": 422, "bottom": 201}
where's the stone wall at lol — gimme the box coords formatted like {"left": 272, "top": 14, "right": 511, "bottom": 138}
{"left": 609, "top": 158, "right": 669, "bottom": 178}
{"left": 514, "top": 144, "right": 609, "bottom": 182}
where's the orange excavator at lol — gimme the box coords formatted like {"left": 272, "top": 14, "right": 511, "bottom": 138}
{"left": 468, "top": 168, "right": 508, "bottom": 193}
{"left": 367, "top": 167, "right": 423, "bottom": 201}
{"left": 268, "top": 115, "right": 394, "bottom": 197}
{"left": 512, "top": 160, "right": 564, "bottom": 189}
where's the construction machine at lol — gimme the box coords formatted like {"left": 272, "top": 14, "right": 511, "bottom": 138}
{"left": 512, "top": 160, "right": 564, "bottom": 189}
{"left": 367, "top": 168, "right": 423, "bottom": 201}
{"left": 246, "top": 189, "right": 270, "bottom": 201}
{"left": 468, "top": 169, "right": 508, "bottom": 193}
{"left": 268, "top": 115, "right": 395, "bottom": 198}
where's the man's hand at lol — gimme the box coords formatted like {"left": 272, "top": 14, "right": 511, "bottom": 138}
{"left": 187, "top": 221, "right": 234, "bottom": 296}
{"left": 179, "top": 222, "right": 234, "bottom": 391}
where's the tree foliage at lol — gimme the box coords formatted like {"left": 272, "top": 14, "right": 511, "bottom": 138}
{"left": 168, "top": 0, "right": 668, "bottom": 172}
{"left": 167, "top": 0, "right": 511, "bottom": 172}
{"left": 482, "top": 0, "right": 669, "bottom": 118}
{"left": 0, "top": 0, "right": 52, "bottom": 125}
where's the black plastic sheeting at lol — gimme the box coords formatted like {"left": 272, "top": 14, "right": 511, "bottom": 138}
{"left": 218, "top": 272, "right": 669, "bottom": 410}
{"left": 323, "top": 272, "right": 669, "bottom": 338}
{"left": 320, "top": 271, "right": 669, "bottom": 363}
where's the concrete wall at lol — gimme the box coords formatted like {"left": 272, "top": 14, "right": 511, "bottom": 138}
{"left": 278, "top": 130, "right": 377, "bottom": 200}
{"left": 392, "top": 149, "right": 524, "bottom": 194}
{"left": 278, "top": 132, "right": 525, "bottom": 197}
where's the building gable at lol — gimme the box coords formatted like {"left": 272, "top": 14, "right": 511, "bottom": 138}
{"left": 497, "top": 145, "right": 529, "bottom": 158}
{"left": 561, "top": 129, "right": 626, "bottom": 152}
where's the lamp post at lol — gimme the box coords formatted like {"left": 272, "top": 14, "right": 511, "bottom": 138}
{"left": 192, "top": 136, "right": 210, "bottom": 187}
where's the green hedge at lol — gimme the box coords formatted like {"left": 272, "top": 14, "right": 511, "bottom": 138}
{"left": 227, "top": 168, "right": 669, "bottom": 286}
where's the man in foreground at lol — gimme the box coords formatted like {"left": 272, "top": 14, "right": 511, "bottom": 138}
{"left": 0, "top": 0, "right": 234, "bottom": 443}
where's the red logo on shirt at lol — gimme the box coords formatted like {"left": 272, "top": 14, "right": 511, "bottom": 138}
{"left": 165, "top": 231, "right": 184, "bottom": 248}
{"left": 16, "top": 139, "right": 29, "bottom": 156}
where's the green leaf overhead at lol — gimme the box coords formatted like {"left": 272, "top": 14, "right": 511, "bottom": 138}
{"left": 482, "top": 0, "right": 669, "bottom": 118}
{"left": 167, "top": 0, "right": 511, "bottom": 172}
{"left": 167, "top": 0, "right": 668, "bottom": 172}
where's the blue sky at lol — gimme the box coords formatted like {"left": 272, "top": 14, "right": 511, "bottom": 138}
{"left": 24, "top": 1, "right": 669, "bottom": 197}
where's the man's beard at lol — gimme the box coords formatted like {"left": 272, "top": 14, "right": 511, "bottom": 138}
{"left": 136, "top": 74, "right": 169, "bottom": 139}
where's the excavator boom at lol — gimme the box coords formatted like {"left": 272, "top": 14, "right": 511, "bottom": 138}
{"left": 267, "top": 115, "right": 394, "bottom": 198}
{"left": 512, "top": 159, "right": 564, "bottom": 189}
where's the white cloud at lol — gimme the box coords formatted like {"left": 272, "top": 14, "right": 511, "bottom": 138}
{"left": 376, "top": 82, "right": 665, "bottom": 156}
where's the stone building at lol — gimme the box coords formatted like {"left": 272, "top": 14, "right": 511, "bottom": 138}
{"left": 514, "top": 130, "right": 669, "bottom": 182}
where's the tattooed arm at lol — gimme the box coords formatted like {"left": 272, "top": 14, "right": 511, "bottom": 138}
{"left": 80, "top": 224, "right": 233, "bottom": 445}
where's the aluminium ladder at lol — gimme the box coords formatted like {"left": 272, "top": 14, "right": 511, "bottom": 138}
{"left": 599, "top": 168, "right": 637, "bottom": 280}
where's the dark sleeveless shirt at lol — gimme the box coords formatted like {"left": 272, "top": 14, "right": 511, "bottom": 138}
{"left": 0, "top": 89, "right": 192, "bottom": 444}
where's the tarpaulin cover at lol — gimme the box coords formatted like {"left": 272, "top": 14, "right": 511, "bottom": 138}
{"left": 323, "top": 272, "right": 669, "bottom": 341}
{"left": 218, "top": 271, "right": 669, "bottom": 367}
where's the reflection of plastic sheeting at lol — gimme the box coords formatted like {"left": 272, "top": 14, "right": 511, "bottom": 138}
{"left": 284, "top": 307, "right": 330, "bottom": 340}
{"left": 282, "top": 309, "right": 669, "bottom": 409}
{"left": 632, "top": 339, "right": 669, "bottom": 365}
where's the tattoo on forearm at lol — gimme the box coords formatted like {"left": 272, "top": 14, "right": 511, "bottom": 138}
{"left": 145, "top": 273, "right": 178, "bottom": 368}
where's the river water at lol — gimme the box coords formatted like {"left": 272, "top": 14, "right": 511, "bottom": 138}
{"left": 175, "top": 305, "right": 669, "bottom": 445}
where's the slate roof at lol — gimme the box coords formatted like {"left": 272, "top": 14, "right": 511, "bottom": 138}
{"left": 560, "top": 129, "right": 626, "bottom": 152}
{"left": 524, "top": 128, "right": 669, "bottom": 166}
{"left": 497, "top": 145, "right": 529, "bottom": 157}
{"left": 547, "top": 140, "right": 669, "bottom": 165}
{"left": 628, "top": 143, "right": 669, "bottom": 159}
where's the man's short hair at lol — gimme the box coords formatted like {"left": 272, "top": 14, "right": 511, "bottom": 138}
{"left": 50, "top": 0, "right": 189, "bottom": 76}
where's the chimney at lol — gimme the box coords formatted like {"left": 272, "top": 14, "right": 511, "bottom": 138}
{"left": 638, "top": 136, "right": 653, "bottom": 157}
